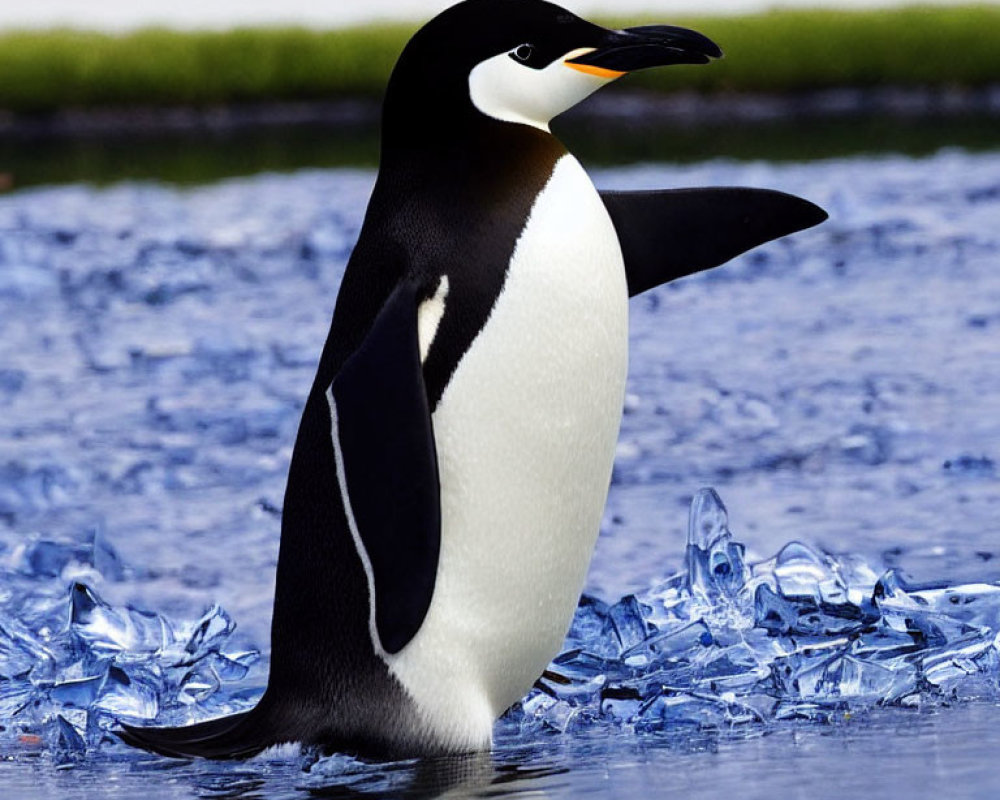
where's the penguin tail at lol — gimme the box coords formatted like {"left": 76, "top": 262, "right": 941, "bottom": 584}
{"left": 117, "top": 700, "right": 295, "bottom": 760}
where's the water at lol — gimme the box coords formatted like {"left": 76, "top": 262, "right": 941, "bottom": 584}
{"left": 1, "top": 148, "right": 1000, "bottom": 796}
{"left": 5, "top": 110, "right": 1000, "bottom": 189}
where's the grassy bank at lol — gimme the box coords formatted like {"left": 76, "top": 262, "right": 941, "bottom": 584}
{"left": 0, "top": 5, "right": 998, "bottom": 114}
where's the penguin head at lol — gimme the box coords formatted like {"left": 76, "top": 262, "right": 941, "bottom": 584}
{"left": 384, "top": 0, "right": 721, "bottom": 136}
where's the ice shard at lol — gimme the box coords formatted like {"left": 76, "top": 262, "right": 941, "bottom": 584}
{"left": 684, "top": 488, "right": 749, "bottom": 606}
{"left": 506, "top": 488, "right": 1000, "bottom": 737}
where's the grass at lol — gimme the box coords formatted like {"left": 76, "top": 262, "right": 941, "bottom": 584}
{"left": 0, "top": 5, "right": 998, "bottom": 113}
{"left": 0, "top": 26, "right": 410, "bottom": 113}
{"left": 624, "top": 5, "right": 1000, "bottom": 93}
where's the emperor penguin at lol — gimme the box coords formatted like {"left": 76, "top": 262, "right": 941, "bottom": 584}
{"left": 120, "top": 0, "right": 826, "bottom": 759}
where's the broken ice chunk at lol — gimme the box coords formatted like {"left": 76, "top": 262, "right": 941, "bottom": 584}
{"left": 566, "top": 595, "right": 611, "bottom": 645}
{"left": 773, "top": 701, "right": 832, "bottom": 722}
{"left": 599, "top": 686, "right": 642, "bottom": 722}
{"left": 54, "top": 715, "right": 87, "bottom": 766}
{"left": 540, "top": 701, "right": 581, "bottom": 733}
{"left": 696, "top": 641, "right": 767, "bottom": 692}
{"left": 518, "top": 690, "right": 559, "bottom": 721}
{"left": 0, "top": 680, "right": 35, "bottom": 717}
{"left": 643, "top": 573, "right": 691, "bottom": 628}
{"left": 69, "top": 583, "right": 176, "bottom": 661}
{"left": 685, "top": 489, "right": 749, "bottom": 603}
{"left": 907, "top": 582, "right": 1000, "bottom": 630}
{"left": 56, "top": 714, "right": 86, "bottom": 751}
{"left": 754, "top": 583, "right": 798, "bottom": 635}
{"left": 792, "top": 654, "right": 909, "bottom": 702}
{"left": 621, "top": 620, "right": 713, "bottom": 672}
{"left": 0, "top": 620, "right": 54, "bottom": 680}
{"left": 181, "top": 605, "right": 235, "bottom": 664}
{"left": 608, "top": 595, "right": 651, "bottom": 653}
{"left": 636, "top": 692, "right": 726, "bottom": 730}
{"left": 177, "top": 662, "right": 222, "bottom": 705}
{"left": 50, "top": 673, "right": 106, "bottom": 708}
{"left": 921, "top": 633, "right": 996, "bottom": 694}
{"left": 69, "top": 583, "right": 139, "bottom": 657}
{"left": 754, "top": 583, "right": 876, "bottom": 637}
{"left": 849, "top": 627, "right": 923, "bottom": 661}
{"left": 542, "top": 673, "right": 606, "bottom": 706}
{"left": 539, "top": 652, "right": 610, "bottom": 707}
{"left": 94, "top": 665, "right": 158, "bottom": 720}
{"left": 208, "top": 650, "right": 260, "bottom": 682}
{"left": 773, "top": 541, "right": 845, "bottom": 603}
{"left": 547, "top": 649, "right": 608, "bottom": 683}
{"left": 873, "top": 570, "right": 981, "bottom": 646}
{"left": 831, "top": 554, "right": 881, "bottom": 607}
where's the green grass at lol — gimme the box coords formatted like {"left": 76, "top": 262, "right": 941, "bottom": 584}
{"left": 0, "top": 5, "right": 998, "bottom": 113}
{"left": 624, "top": 5, "right": 1000, "bottom": 93}
{"left": 0, "top": 26, "right": 410, "bottom": 112}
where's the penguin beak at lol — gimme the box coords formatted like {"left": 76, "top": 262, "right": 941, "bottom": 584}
{"left": 565, "top": 25, "right": 723, "bottom": 79}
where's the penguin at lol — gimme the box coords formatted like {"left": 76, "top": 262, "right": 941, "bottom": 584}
{"left": 119, "top": 0, "right": 826, "bottom": 759}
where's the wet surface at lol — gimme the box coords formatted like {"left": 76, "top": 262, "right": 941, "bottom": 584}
{"left": 1, "top": 148, "right": 999, "bottom": 796}
{"left": 2, "top": 107, "right": 999, "bottom": 189}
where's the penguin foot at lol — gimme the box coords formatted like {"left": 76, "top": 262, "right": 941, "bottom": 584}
{"left": 117, "top": 705, "right": 286, "bottom": 760}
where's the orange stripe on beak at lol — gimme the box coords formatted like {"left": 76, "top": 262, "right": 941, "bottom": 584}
{"left": 564, "top": 61, "right": 627, "bottom": 80}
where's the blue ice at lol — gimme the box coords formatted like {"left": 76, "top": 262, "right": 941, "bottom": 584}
{"left": 3, "top": 489, "right": 1000, "bottom": 760}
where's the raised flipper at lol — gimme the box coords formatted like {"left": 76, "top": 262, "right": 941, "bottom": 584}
{"left": 600, "top": 188, "right": 828, "bottom": 297}
{"left": 327, "top": 277, "right": 442, "bottom": 656}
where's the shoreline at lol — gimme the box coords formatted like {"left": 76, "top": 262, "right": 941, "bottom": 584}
{"left": 2, "top": 86, "right": 999, "bottom": 141}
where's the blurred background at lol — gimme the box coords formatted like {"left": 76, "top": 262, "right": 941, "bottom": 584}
{"left": 0, "top": 0, "right": 998, "bottom": 187}
{"left": 1, "top": 0, "right": 995, "bottom": 28}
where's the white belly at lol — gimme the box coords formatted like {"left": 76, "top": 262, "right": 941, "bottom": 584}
{"left": 384, "top": 155, "right": 629, "bottom": 750}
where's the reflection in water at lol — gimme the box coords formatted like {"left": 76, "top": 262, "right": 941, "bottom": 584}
{"left": 1, "top": 109, "right": 998, "bottom": 190}
{"left": 5, "top": 704, "right": 998, "bottom": 799}
{"left": 300, "top": 748, "right": 563, "bottom": 799}
{"left": 191, "top": 768, "right": 267, "bottom": 799}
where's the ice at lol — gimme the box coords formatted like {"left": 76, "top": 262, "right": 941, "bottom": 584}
{"left": 684, "top": 488, "right": 749, "bottom": 606}
{"left": 0, "top": 546, "right": 260, "bottom": 754}
{"left": 55, "top": 714, "right": 86, "bottom": 764}
{"left": 608, "top": 596, "right": 650, "bottom": 653}
{"left": 50, "top": 674, "right": 106, "bottom": 708}
{"left": 94, "top": 666, "right": 160, "bottom": 720}
{"left": 181, "top": 606, "right": 236, "bottom": 663}
{"left": 0, "top": 680, "right": 34, "bottom": 717}
{"left": 505, "top": 488, "right": 1000, "bottom": 737}
{"left": 177, "top": 663, "right": 223, "bottom": 705}
{"left": 7, "top": 486, "right": 1000, "bottom": 758}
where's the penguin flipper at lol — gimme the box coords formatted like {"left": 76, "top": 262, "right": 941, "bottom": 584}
{"left": 599, "top": 188, "right": 828, "bottom": 297}
{"left": 328, "top": 278, "right": 440, "bottom": 655}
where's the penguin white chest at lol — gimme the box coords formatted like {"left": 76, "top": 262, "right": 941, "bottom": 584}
{"left": 385, "top": 155, "right": 628, "bottom": 749}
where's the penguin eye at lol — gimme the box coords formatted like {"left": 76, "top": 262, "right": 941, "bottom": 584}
{"left": 509, "top": 44, "right": 535, "bottom": 64}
